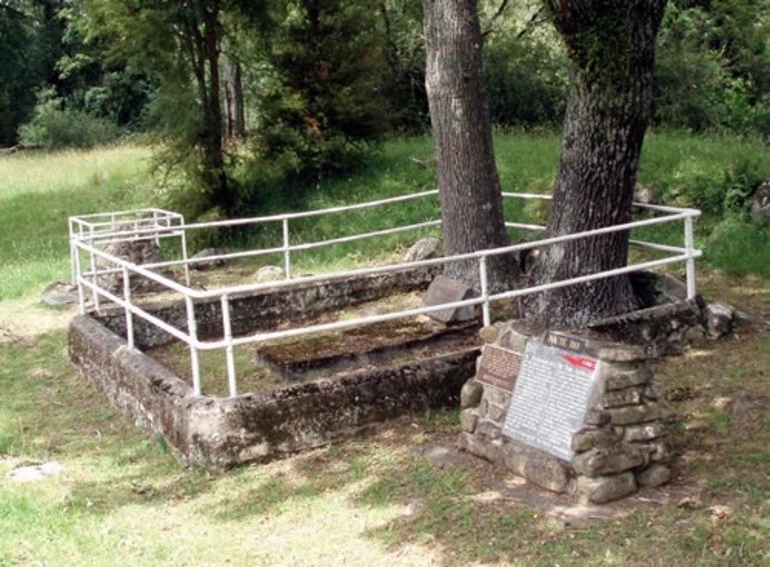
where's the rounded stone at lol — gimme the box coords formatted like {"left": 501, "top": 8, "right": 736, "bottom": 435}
{"left": 478, "top": 325, "right": 500, "bottom": 344}
{"left": 254, "top": 265, "right": 285, "bottom": 283}
{"left": 403, "top": 237, "right": 442, "bottom": 262}
{"left": 459, "top": 408, "right": 478, "bottom": 433}
{"left": 460, "top": 380, "right": 483, "bottom": 409}
{"left": 577, "top": 472, "right": 637, "bottom": 504}
{"left": 636, "top": 464, "right": 671, "bottom": 488}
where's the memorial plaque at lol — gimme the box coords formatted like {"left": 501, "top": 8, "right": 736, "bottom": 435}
{"left": 422, "top": 275, "right": 475, "bottom": 324}
{"left": 476, "top": 345, "right": 521, "bottom": 393}
{"left": 502, "top": 339, "right": 601, "bottom": 461}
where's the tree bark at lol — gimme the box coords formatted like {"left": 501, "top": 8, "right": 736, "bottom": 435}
{"left": 527, "top": 0, "right": 668, "bottom": 328}
{"left": 223, "top": 56, "right": 245, "bottom": 140}
{"left": 423, "top": 0, "right": 517, "bottom": 292}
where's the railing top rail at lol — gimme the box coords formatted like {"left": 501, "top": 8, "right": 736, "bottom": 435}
{"left": 180, "top": 189, "right": 441, "bottom": 232}
{"left": 70, "top": 208, "right": 182, "bottom": 224}
{"left": 74, "top": 202, "right": 699, "bottom": 302}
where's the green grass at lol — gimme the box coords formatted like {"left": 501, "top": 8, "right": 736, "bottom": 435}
{"left": 0, "top": 145, "right": 154, "bottom": 299}
{"left": 2, "top": 132, "right": 769, "bottom": 300}
{"left": 2, "top": 328, "right": 769, "bottom": 565}
{"left": 1, "top": 134, "right": 770, "bottom": 565}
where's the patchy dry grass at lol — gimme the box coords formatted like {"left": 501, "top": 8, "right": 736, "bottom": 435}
{"left": 1, "top": 272, "right": 769, "bottom": 566}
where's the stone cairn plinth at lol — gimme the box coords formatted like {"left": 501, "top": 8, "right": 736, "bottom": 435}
{"left": 458, "top": 321, "right": 672, "bottom": 504}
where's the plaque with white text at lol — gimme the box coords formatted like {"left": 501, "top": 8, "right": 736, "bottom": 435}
{"left": 501, "top": 338, "right": 601, "bottom": 461}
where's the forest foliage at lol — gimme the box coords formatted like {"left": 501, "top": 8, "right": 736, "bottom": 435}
{"left": 1, "top": 0, "right": 769, "bottom": 221}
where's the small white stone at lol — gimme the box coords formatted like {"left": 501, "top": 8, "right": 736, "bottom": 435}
{"left": 8, "top": 461, "right": 64, "bottom": 483}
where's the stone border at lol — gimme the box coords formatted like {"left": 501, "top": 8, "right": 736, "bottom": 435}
{"left": 69, "top": 264, "right": 481, "bottom": 470}
{"left": 96, "top": 265, "right": 442, "bottom": 349}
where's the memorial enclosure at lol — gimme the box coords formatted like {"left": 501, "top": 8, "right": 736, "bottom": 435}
{"left": 67, "top": 189, "right": 725, "bottom": 503}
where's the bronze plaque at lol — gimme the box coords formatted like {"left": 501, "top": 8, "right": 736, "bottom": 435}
{"left": 476, "top": 344, "right": 521, "bottom": 393}
{"left": 422, "top": 275, "right": 475, "bottom": 323}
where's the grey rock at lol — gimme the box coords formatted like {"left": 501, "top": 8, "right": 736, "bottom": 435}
{"left": 40, "top": 281, "right": 78, "bottom": 306}
{"left": 593, "top": 344, "right": 648, "bottom": 363}
{"left": 630, "top": 270, "right": 688, "bottom": 305}
{"left": 457, "top": 431, "right": 503, "bottom": 464}
{"left": 577, "top": 472, "right": 637, "bottom": 504}
{"left": 484, "top": 387, "right": 510, "bottom": 407}
{"left": 475, "top": 419, "right": 502, "bottom": 439}
{"left": 423, "top": 275, "right": 476, "bottom": 324}
{"left": 254, "top": 265, "right": 285, "bottom": 283}
{"left": 495, "top": 325, "right": 530, "bottom": 353}
{"left": 459, "top": 408, "right": 478, "bottom": 433}
{"left": 634, "top": 183, "right": 656, "bottom": 205}
{"left": 728, "top": 390, "right": 754, "bottom": 423}
{"left": 624, "top": 422, "right": 666, "bottom": 442}
{"left": 636, "top": 464, "right": 671, "bottom": 488}
{"left": 629, "top": 441, "right": 669, "bottom": 462}
{"left": 607, "top": 402, "right": 666, "bottom": 426}
{"left": 603, "top": 387, "right": 645, "bottom": 408}
{"left": 572, "top": 445, "right": 645, "bottom": 477}
{"left": 8, "top": 461, "right": 64, "bottom": 483}
{"left": 705, "top": 302, "right": 735, "bottom": 339}
{"left": 460, "top": 380, "right": 483, "bottom": 409}
{"left": 603, "top": 365, "right": 653, "bottom": 391}
{"left": 643, "top": 384, "right": 661, "bottom": 401}
{"left": 95, "top": 234, "right": 170, "bottom": 294}
{"left": 189, "top": 247, "right": 226, "bottom": 270}
{"left": 478, "top": 325, "right": 500, "bottom": 344}
{"left": 404, "top": 237, "right": 442, "bottom": 263}
{"left": 571, "top": 428, "right": 621, "bottom": 453}
{"left": 502, "top": 439, "right": 571, "bottom": 493}
{"left": 488, "top": 403, "right": 506, "bottom": 423}
{"left": 584, "top": 408, "right": 611, "bottom": 427}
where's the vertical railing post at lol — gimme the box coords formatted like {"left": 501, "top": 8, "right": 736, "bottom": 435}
{"left": 69, "top": 219, "right": 77, "bottom": 285}
{"left": 75, "top": 242, "right": 86, "bottom": 315}
{"left": 684, "top": 216, "right": 697, "bottom": 299}
{"left": 123, "top": 266, "right": 135, "bottom": 349}
{"left": 186, "top": 296, "right": 202, "bottom": 396}
{"left": 479, "top": 255, "right": 491, "bottom": 327}
{"left": 221, "top": 294, "right": 237, "bottom": 397}
{"left": 282, "top": 218, "right": 291, "bottom": 279}
{"left": 89, "top": 227, "right": 101, "bottom": 311}
{"left": 180, "top": 219, "right": 191, "bottom": 287}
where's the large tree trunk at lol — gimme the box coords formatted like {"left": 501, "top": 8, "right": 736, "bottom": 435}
{"left": 424, "top": 0, "right": 517, "bottom": 292}
{"left": 527, "top": 0, "right": 668, "bottom": 328}
{"left": 223, "top": 57, "right": 245, "bottom": 140}
{"left": 184, "top": 0, "right": 231, "bottom": 214}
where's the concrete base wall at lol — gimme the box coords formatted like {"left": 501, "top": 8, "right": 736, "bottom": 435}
{"left": 69, "top": 314, "right": 478, "bottom": 470}
{"left": 97, "top": 265, "right": 441, "bottom": 349}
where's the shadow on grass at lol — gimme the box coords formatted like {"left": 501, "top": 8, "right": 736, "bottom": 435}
{"left": 3, "top": 307, "right": 770, "bottom": 566}
{"left": 0, "top": 331, "right": 217, "bottom": 517}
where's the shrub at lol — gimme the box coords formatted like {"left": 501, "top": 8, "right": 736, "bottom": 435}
{"left": 484, "top": 36, "right": 568, "bottom": 129}
{"left": 18, "top": 90, "right": 121, "bottom": 149}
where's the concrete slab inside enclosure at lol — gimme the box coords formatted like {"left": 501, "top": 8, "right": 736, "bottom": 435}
{"left": 68, "top": 267, "right": 480, "bottom": 470}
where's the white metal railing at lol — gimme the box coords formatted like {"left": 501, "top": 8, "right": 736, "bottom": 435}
{"left": 70, "top": 190, "right": 702, "bottom": 397}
